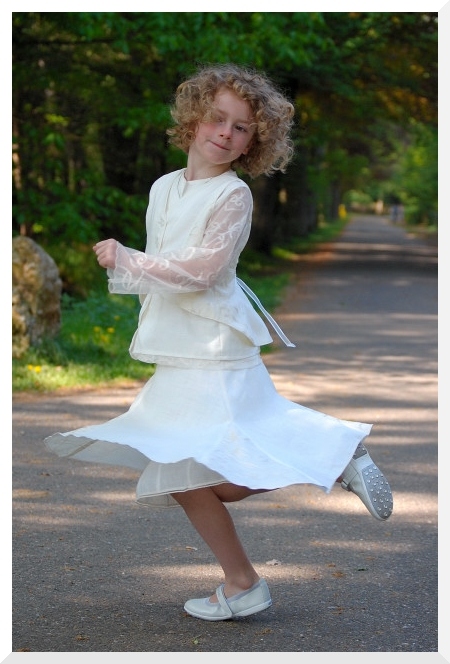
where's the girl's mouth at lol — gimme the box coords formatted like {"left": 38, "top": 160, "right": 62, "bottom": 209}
{"left": 211, "top": 141, "right": 229, "bottom": 151}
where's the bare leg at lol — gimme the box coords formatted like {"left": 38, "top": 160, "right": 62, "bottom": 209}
{"left": 172, "top": 484, "right": 265, "bottom": 601}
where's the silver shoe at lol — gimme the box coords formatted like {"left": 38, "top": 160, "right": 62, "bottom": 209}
{"left": 184, "top": 579, "right": 272, "bottom": 621}
{"left": 341, "top": 443, "right": 393, "bottom": 520}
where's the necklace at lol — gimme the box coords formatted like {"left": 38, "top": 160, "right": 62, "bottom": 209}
{"left": 177, "top": 170, "right": 216, "bottom": 197}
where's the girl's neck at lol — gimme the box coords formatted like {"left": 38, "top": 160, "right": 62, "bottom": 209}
{"left": 184, "top": 160, "right": 231, "bottom": 182}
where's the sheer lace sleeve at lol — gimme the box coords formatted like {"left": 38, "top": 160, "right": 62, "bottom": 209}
{"left": 107, "top": 186, "right": 253, "bottom": 296}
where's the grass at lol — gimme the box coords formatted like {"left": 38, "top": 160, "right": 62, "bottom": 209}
{"left": 12, "top": 293, "right": 153, "bottom": 393}
{"left": 12, "top": 217, "right": 348, "bottom": 394}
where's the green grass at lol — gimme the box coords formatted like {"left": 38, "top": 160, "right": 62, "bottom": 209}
{"left": 12, "top": 217, "right": 348, "bottom": 394}
{"left": 13, "top": 293, "right": 154, "bottom": 393}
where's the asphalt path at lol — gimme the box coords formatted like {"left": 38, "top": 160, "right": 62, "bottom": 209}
{"left": 10, "top": 214, "right": 439, "bottom": 659}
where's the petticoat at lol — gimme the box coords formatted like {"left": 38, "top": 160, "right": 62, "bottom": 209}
{"left": 44, "top": 359, "right": 372, "bottom": 508}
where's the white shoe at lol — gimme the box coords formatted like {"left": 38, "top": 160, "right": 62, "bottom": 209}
{"left": 184, "top": 579, "right": 272, "bottom": 621}
{"left": 341, "top": 443, "right": 393, "bottom": 520}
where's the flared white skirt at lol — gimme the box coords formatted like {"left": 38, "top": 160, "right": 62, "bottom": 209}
{"left": 44, "top": 359, "right": 372, "bottom": 507}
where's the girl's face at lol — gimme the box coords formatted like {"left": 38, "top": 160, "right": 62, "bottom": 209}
{"left": 190, "top": 88, "right": 255, "bottom": 170}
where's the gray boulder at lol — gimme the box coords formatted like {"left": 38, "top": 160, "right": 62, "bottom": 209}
{"left": 12, "top": 236, "right": 62, "bottom": 358}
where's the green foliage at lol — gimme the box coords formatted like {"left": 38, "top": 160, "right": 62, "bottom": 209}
{"left": 46, "top": 244, "right": 104, "bottom": 299}
{"left": 12, "top": 12, "right": 437, "bottom": 285}
{"left": 12, "top": 12, "right": 438, "bottom": 394}
{"left": 395, "top": 123, "right": 438, "bottom": 226}
{"left": 13, "top": 292, "right": 154, "bottom": 392}
{"left": 13, "top": 184, "right": 148, "bottom": 296}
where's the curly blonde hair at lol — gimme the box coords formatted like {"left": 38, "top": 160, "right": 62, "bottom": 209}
{"left": 167, "top": 63, "right": 295, "bottom": 178}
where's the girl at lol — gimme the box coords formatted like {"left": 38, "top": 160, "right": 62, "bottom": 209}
{"left": 45, "top": 63, "right": 392, "bottom": 622}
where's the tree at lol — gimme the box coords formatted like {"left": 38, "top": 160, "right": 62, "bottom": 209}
{"left": 12, "top": 11, "right": 438, "bottom": 291}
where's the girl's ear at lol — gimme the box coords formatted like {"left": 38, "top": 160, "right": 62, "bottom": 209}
{"left": 242, "top": 139, "right": 253, "bottom": 156}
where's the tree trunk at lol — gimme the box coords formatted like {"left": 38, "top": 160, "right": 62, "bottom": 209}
{"left": 248, "top": 175, "right": 280, "bottom": 254}
{"left": 278, "top": 154, "right": 317, "bottom": 240}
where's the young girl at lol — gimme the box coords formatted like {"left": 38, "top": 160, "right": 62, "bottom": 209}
{"left": 45, "top": 63, "right": 393, "bottom": 622}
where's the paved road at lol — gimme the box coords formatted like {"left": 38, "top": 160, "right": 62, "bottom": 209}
{"left": 11, "top": 214, "right": 439, "bottom": 657}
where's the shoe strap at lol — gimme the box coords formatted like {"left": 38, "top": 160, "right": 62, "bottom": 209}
{"left": 216, "top": 584, "right": 233, "bottom": 618}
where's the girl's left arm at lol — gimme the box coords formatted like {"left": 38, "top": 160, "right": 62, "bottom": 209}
{"left": 105, "top": 186, "right": 253, "bottom": 296}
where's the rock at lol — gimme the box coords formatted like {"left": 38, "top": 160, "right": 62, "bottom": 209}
{"left": 12, "top": 236, "right": 62, "bottom": 358}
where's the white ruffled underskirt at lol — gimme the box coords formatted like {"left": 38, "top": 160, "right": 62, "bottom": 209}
{"left": 44, "top": 360, "right": 372, "bottom": 507}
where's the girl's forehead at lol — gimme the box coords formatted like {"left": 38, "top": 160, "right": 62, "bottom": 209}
{"left": 213, "top": 88, "right": 253, "bottom": 118}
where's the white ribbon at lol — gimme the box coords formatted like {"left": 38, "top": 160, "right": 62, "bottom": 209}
{"left": 237, "top": 277, "right": 295, "bottom": 348}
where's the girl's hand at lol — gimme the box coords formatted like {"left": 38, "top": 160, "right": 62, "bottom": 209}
{"left": 93, "top": 239, "right": 118, "bottom": 269}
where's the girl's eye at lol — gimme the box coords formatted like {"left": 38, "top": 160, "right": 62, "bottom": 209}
{"left": 236, "top": 125, "right": 247, "bottom": 133}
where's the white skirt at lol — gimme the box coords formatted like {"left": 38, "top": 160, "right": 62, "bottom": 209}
{"left": 44, "top": 359, "right": 372, "bottom": 507}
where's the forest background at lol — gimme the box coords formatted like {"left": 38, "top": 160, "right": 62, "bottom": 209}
{"left": 11, "top": 11, "right": 438, "bottom": 391}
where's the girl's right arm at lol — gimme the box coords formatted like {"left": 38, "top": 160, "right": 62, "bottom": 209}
{"left": 105, "top": 186, "right": 253, "bottom": 297}
{"left": 93, "top": 239, "right": 118, "bottom": 269}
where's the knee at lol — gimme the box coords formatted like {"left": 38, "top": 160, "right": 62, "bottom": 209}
{"left": 170, "top": 484, "right": 269, "bottom": 507}
{"left": 212, "top": 483, "right": 268, "bottom": 503}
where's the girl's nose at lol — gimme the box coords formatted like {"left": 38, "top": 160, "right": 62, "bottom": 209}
{"left": 219, "top": 123, "right": 232, "bottom": 139}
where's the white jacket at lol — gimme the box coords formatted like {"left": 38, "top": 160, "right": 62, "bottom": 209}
{"left": 107, "top": 169, "right": 281, "bottom": 365}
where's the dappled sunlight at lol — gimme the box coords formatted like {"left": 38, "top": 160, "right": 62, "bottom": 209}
{"left": 263, "top": 368, "right": 437, "bottom": 420}
{"left": 13, "top": 487, "right": 436, "bottom": 529}
{"left": 88, "top": 491, "right": 139, "bottom": 503}
{"left": 128, "top": 563, "right": 343, "bottom": 583}
{"left": 265, "top": 371, "right": 436, "bottom": 405}
{"left": 322, "top": 240, "right": 437, "bottom": 259}
{"left": 113, "top": 557, "right": 407, "bottom": 587}
{"left": 15, "top": 513, "right": 109, "bottom": 528}
{"left": 306, "top": 492, "right": 436, "bottom": 520}
{"left": 13, "top": 489, "right": 52, "bottom": 500}
{"left": 231, "top": 493, "right": 436, "bottom": 523}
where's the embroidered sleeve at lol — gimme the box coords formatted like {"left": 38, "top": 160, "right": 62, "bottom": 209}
{"left": 106, "top": 186, "right": 252, "bottom": 295}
